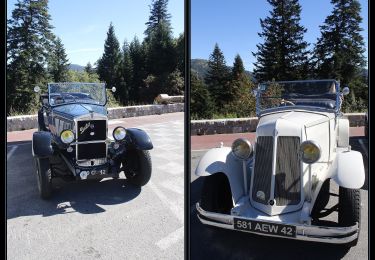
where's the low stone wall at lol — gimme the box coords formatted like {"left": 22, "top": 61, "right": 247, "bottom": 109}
{"left": 7, "top": 103, "right": 184, "bottom": 132}
{"left": 191, "top": 113, "right": 366, "bottom": 135}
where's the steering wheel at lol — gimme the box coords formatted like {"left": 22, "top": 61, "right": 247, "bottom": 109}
{"left": 62, "top": 93, "right": 77, "bottom": 101}
{"left": 280, "top": 99, "right": 295, "bottom": 106}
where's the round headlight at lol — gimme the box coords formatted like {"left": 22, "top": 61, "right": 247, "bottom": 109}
{"left": 300, "top": 140, "right": 321, "bottom": 164}
{"left": 231, "top": 138, "right": 253, "bottom": 160}
{"left": 113, "top": 127, "right": 126, "bottom": 141}
{"left": 60, "top": 130, "right": 74, "bottom": 144}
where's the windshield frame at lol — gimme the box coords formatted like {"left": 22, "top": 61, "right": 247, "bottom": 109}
{"left": 47, "top": 82, "right": 107, "bottom": 107}
{"left": 255, "top": 79, "right": 341, "bottom": 116}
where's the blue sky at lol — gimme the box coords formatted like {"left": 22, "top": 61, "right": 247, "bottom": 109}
{"left": 7, "top": 0, "right": 184, "bottom": 66}
{"left": 192, "top": 0, "right": 368, "bottom": 71}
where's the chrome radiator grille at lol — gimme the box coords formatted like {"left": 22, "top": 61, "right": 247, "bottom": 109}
{"left": 275, "top": 137, "right": 301, "bottom": 206}
{"left": 252, "top": 136, "right": 301, "bottom": 206}
{"left": 252, "top": 136, "right": 273, "bottom": 204}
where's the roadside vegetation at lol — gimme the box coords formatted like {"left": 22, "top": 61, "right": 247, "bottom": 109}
{"left": 7, "top": 0, "right": 183, "bottom": 116}
{"left": 191, "top": 0, "right": 367, "bottom": 120}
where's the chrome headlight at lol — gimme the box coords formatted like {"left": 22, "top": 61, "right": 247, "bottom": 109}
{"left": 113, "top": 126, "right": 126, "bottom": 141}
{"left": 231, "top": 138, "right": 253, "bottom": 160}
{"left": 300, "top": 140, "right": 321, "bottom": 164}
{"left": 60, "top": 130, "right": 74, "bottom": 144}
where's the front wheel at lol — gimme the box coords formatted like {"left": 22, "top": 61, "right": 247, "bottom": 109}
{"left": 338, "top": 187, "right": 361, "bottom": 247}
{"left": 123, "top": 150, "right": 152, "bottom": 186}
{"left": 34, "top": 157, "right": 53, "bottom": 199}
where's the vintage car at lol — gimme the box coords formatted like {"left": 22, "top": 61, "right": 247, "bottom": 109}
{"left": 32, "top": 82, "right": 153, "bottom": 199}
{"left": 195, "top": 80, "right": 365, "bottom": 247}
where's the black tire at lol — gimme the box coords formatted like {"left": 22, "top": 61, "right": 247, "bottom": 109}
{"left": 338, "top": 187, "right": 361, "bottom": 247}
{"left": 123, "top": 150, "right": 152, "bottom": 186}
{"left": 34, "top": 157, "right": 52, "bottom": 199}
{"left": 311, "top": 179, "right": 330, "bottom": 217}
{"left": 200, "top": 173, "right": 233, "bottom": 214}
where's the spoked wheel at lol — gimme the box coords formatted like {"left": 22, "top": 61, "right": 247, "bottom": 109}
{"left": 34, "top": 157, "right": 53, "bottom": 199}
{"left": 122, "top": 150, "right": 152, "bottom": 186}
{"left": 338, "top": 187, "right": 361, "bottom": 247}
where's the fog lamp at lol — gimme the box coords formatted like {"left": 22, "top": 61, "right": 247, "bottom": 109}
{"left": 231, "top": 138, "right": 253, "bottom": 160}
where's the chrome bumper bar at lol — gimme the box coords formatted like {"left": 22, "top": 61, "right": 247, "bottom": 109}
{"left": 196, "top": 203, "right": 359, "bottom": 244}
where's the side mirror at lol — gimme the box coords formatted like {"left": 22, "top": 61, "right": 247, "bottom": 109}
{"left": 252, "top": 89, "right": 258, "bottom": 97}
{"left": 342, "top": 87, "right": 350, "bottom": 96}
{"left": 111, "top": 87, "right": 116, "bottom": 93}
{"left": 34, "top": 86, "right": 40, "bottom": 93}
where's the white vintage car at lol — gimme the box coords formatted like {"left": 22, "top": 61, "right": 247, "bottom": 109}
{"left": 195, "top": 80, "right": 365, "bottom": 247}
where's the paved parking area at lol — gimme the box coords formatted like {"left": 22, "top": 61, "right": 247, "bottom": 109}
{"left": 190, "top": 133, "right": 368, "bottom": 260}
{"left": 7, "top": 112, "right": 184, "bottom": 260}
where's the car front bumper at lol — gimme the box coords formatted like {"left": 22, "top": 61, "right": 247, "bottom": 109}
{"left": 196, "top": 203, "right": 359, "bottom": 244}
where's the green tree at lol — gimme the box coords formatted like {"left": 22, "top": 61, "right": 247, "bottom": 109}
{"left": 313, "top": 0, "right": 367, "bottom": 109}
{"left": 144, "top": 0, "right": 171, "bottom": 40}
{"left": 191, "top": 72, "right": 214, "bottom": 119}
{"left": 252, "top": 0, "right": 310, "bottom": 82}
{"left": 49, "top": 37, "right": 70, "bottom": 82}
{"left": 118, "top": 40, "right": 133, "bottom": 104}
{"left": 129, "top": 36, "right": 147, "bottom": 102}
{"left": 205, "top": 43, "right": 231, "bottom": 109}
{"left": 175, "top": 33, "right": 185, "bottom": 77}
{"left": 7, "top": 0, "right": 55, "bottom": 114}
{"left": 84, "top": 62, "right": 95, "bottom": 75}
{"left": 97, "top": 22, "right": 122, "bottom": 99}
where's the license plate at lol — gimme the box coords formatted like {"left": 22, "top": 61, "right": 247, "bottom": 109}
{"left": 233, "top": 218, "right": 296, "bottom": 238}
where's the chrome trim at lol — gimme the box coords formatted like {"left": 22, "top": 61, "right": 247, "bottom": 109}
{"left": 196, "top": 203, "right": 359, "bottom": 244}
{"left": 71, "top": 140, "right": 107, "bottom": 145}
{"left": 76, "top": 158, "right": 107, "bottom": 167}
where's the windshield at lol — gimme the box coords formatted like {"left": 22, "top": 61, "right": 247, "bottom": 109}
{"left": 257, "top": 80, "right": 339, "bottom": 114}
{"left": 48, "top": 82, "right": 106, "bottom": 106}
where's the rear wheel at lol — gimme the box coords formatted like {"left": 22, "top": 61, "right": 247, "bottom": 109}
{"left": 123, "top": 150, "right": 152, "bottom": 186}
{"left": 200, "top": 173, "right": 233, "bottom": 214}
{"left": 338, "top": 187, "right": 361, "bottom": 247}
{"left": 34, "top": 157, "right": 52, "bottom": 199}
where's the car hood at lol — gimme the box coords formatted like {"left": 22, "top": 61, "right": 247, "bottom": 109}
{"left": 257, "top": 110, "right": 334, "bottom": 137}
{"left": 52, "top": 103, "right": 107, "bottom": 120}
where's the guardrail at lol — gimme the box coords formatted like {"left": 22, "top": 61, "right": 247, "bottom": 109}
{"left": 7, "top": 103, "right": 184, "bottom": 132}
{"left": 191, "top": 113, "right": 366, "bottom": 135}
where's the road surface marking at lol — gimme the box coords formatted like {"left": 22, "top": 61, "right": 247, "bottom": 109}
{"left": 7, "top": 146, "right": 18, "bottom": 160}
{"left": 148, "top": 181, "right": 183, "bottom": 223}
{"left": 358, "top": 139, "right": 368, "bottom": 158}
{"left": 155, "top": 226, "right": 184, "bottom": 250}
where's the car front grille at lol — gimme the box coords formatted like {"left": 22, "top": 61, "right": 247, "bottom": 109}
{"left": 252, "top": 136, "right": 301, "bottom": 206}
{"left": 76, "top": 119, "right": 107, "bottom": 161}
{"left": 252, "top": 136, "right": 274, "bottom": 204}
{"left": 275, "top": 137, "right": 301, "bottom": 206}
{"left": 77, "top": 120, "right": 107, "bottom": 141}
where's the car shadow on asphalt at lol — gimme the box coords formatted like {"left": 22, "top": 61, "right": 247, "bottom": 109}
{"left": 190, "top": 177, "right": 352, "bottom": 260}
{"left": 7, "top": 178, "right": 142, "bottom": 219}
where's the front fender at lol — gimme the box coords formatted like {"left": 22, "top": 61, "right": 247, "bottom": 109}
{"left": 32, "top": 131, "right": 54, "bottom": 158}
{"left": 195, "top": 147, "right": 251, "bottom": 203}
{"left": 126, "top": 128, "right": 153, "bottom": 150}
{"left": 332, "top": 150, "right": 365, "bottom": 189}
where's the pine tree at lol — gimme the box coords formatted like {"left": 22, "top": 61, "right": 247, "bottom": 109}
{"left": 205, "top": 43, "right": 231, "bottom": 108}
{"left": 84, "top": 62, "right": 95, "bottom": 75}
{"left": 313, "top": 0, "right": 366, "bottom": 86}
{"left": 97, "top": 22, "right": 122, "bottom": 97}
{"left": 191, "top": 72, "right": 214, "bottom": 119}
{"left": 232, "top": 54, "right": 245, "bottom": 80}
{"left": 252, "top": 0, "right": 310, "bottom": 82}
{"left": 49, "top": 37, "right": 70, "bottom": 82}
{"left": 144, "top": 0, "right": 171, "bottom": 40}
{"left": 118, "top": 40, "right": 133, "bottom": 104}
{"left": 175, "top": 33, "right": 185, "bottom": 77}
{"left": 7, "top": 0, "right": 55, "bottom": 114}
{"left": 129, "top": 36, "right": 147, "bottom": 102}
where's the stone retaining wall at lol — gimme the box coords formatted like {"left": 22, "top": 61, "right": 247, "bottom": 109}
{"left": 191, "top": 113, "right": 365, "bottom": 135}
{"left": 7, "top": 103, "right": 184, "bottom": 132}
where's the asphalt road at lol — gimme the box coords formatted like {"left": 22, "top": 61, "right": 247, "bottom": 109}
{"left": 190, "top": 136, "right": 368, "bottom": 260}
{"left": 7, "top": 113, "right": 184, "bottom": 260}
